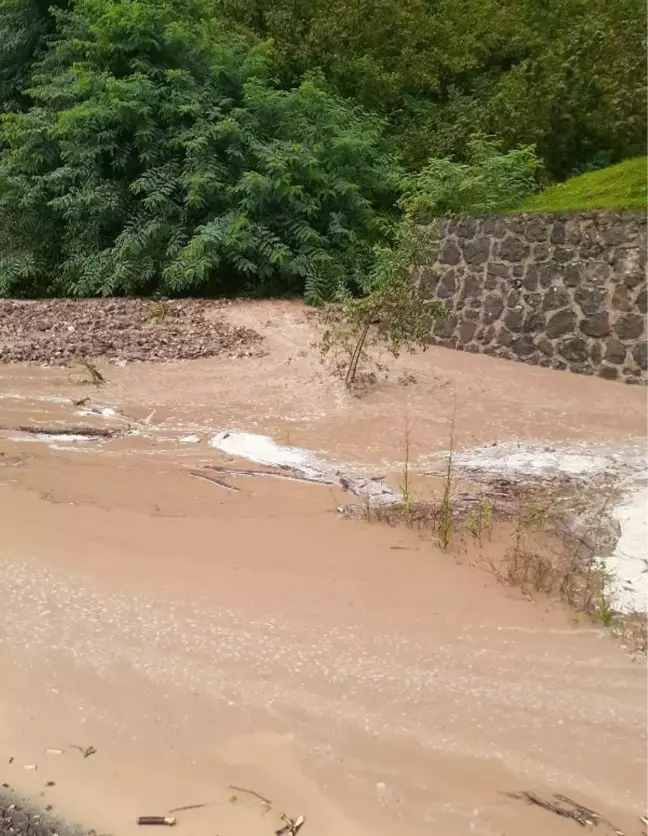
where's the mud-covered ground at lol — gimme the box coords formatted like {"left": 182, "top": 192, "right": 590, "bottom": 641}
{"left": 0, "top": 300, "right": 645, "bottom": 836}
{"left": 0, "top": 299, "right": 264, "bottom": 364}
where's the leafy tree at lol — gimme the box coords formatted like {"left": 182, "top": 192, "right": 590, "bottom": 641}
{"left": 0, "top": 0, "right": 399, "bottom": 300}
{"left": 0, "top": 0, "right": 67, "bottom": 112}
{"left": 214, "top": 0, "right": 530, "bottom": 161}
{"left": 216, "top": 0, "right": 647, "bottom": 178}
{"left": 476, "top": 0, "right": 647, "bottom": 179}
{"left": 318, "top": 136, "right": 540, "bottom": 385}
{"left": 319, "top": 221, "right": 444, "bottom": 387}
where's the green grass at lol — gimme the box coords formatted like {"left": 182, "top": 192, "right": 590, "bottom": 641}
{"left": 517, "top": 157, "right": 647, "bottom": 212}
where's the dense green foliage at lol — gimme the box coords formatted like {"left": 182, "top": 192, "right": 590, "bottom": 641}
{"left": 216, "top": 0, "right": 646, "bottom": 178}
{"left": 0, "top": 0, "right": 401, "bottom": 300}
{"left": 518, "top": 157, "right": 647, "bottom": 213}
{"left": 0, "top": 0, "right": 64, "bottom": 112}
{"left": 0, "top": 0, "right": 644, "bottom": 300}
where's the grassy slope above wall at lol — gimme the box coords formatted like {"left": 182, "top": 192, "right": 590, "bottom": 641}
{"left": 518, "top": 157, "right": 647, "bottom": 212}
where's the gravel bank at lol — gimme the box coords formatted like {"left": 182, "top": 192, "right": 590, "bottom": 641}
{"left": 0, "top": 299, "right": 264, "bottom": 365}
{"left": 0, "top": 788, "right": 93, "bottom": 836}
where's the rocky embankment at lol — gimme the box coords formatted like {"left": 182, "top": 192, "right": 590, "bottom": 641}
{"left": 0, "top": 789, "right": 90, "bottom": 836}
{"left": 0, "top": 299, "right": 264, "bottom": 365}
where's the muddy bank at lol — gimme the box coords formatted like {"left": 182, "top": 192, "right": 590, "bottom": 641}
{"left": 0, "top": 299, "right": 264, "bottom": 364}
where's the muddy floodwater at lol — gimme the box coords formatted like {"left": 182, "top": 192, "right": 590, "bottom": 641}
{"left": 0, "top": 300, "right": 646, "bottom": 836}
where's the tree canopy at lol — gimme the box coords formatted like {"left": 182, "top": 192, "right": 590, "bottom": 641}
{"left": 0, "top": 0, "right": 400, "bottom": 300}
{"left": 215, "top": 0, "right": 646, "bottom": 178}
{"left": 0, "top": 0, "right": 645, "bottom": 300}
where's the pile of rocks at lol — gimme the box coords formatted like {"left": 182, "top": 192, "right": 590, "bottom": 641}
{"left": 0, "top": 299, "right": 264, "bottom": 365}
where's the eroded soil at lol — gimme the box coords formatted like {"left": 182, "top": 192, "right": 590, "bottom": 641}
{"left": 0, "top": 300, "right": 646, "bottom": 836}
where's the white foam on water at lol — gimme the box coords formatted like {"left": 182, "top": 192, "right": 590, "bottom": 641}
{"left": 7, "top": 433, "right": 106, "bottom": 454}
{"left": 38, "top": 433, "right": 97, "bottom": 443}
{"left": 452, "top": 441, "right": 648, "bottom": 613}
{"left": 9, "top": 433, "right": 96, "bottom": 444}
{"left": 210, "top": 431, "right": 319, "bottom": 473}
{"left": 604, "top": 479, "right": 648, "bottom": 613}
{"left": 452, "top": 443, "right": 610, "bottom": 478}
{"left": 77, "top": 406, "right": 119, "bottom": 419}
{"left": 49, "top": 444, "right": 97, "bottom": 453}
{"left": 209, "top": 430, "right": 401, "bottom": 503}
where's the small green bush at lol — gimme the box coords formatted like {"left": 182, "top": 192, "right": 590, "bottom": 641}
{"left": 402, "top": 137, "right": 541, "bottom": 220}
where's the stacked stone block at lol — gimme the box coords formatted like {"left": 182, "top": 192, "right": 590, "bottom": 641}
{"left": 417, "top": 212, "right": 647, "bottom": 383}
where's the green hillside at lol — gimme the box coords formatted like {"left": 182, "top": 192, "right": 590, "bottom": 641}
{"left": 518, "top": 158, "right": 647, "bottom": 212}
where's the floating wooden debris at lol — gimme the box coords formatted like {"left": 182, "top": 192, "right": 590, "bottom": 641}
{"left": 167, "top": 802, "right": 212, "bottom": 814}
{"left": 504, "top": 790, "right": 625, "bottom": 833}
{"left": 78, "top": 360, "right": 106, "bottom": 386}
{"left": 193, "top": 464, "right": 398, "bottom": 503}
{"left": 189, "top": 470, "right": 239, "bottom": 492}
{"left": 1, "top": 424, "right": 119, "bottom": 439}
{"left": 200, "top": 464, "right": 336, "bottom": 487}
{"left": 226, "top": 785, "right": 272, "bottom": 808}
{"left": 70, "top": 744, "right": 97, "bottom": 758}
{"left": 276, "top": 813, "right": 305, "bottom": 835}
{"left": 137, "top": 816, "right": 176, "bottom": 826}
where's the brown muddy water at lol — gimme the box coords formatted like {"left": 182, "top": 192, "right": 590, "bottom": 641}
{"left": 0, "top": 300, "right": 646, "bottom": 836}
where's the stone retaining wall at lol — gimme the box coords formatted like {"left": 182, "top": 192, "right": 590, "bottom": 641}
{"left": 417, "top": 211, "right": 647, "bottom": 383}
